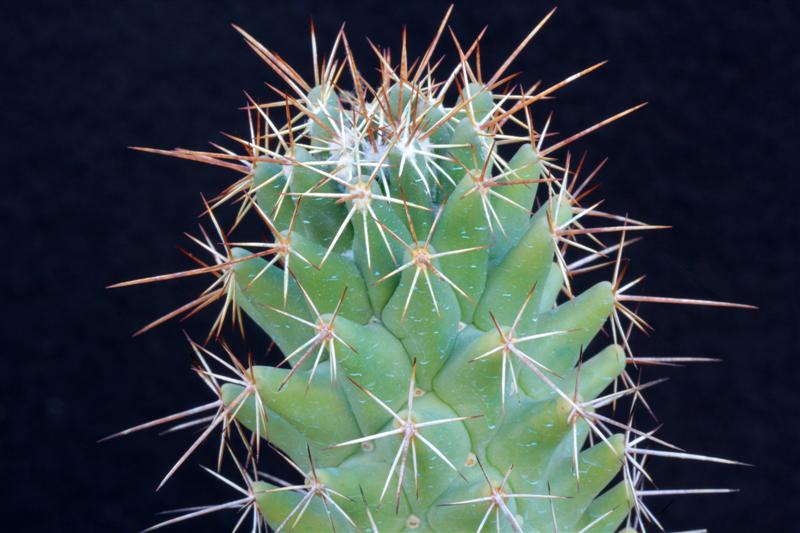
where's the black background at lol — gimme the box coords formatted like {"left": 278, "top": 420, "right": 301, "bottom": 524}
{"left": 4, "top": 0, "right": 798, "bottom": 531}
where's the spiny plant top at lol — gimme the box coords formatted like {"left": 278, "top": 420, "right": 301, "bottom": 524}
{"left": 107, "top": 7, "right": 753, "bottom": 533}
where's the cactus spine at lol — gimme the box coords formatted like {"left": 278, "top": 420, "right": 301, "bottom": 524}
{"left": 109, "top": 7, "right": 752, "bottom": 532}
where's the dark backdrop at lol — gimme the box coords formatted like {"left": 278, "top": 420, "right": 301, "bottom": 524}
{"left": 4, "top": 0, "right": 798, "bottom": 531}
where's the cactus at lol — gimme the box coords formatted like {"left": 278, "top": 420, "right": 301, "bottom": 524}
{"left": 108, "top": 7, "right": 753, "bottom": 532}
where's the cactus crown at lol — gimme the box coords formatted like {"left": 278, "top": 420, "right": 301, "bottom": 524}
{"left": 109, "top": 7, "right": 751, "bottom": 532}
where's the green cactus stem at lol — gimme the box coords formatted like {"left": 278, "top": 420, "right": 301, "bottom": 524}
{"left": 107, "top": 7, "right": 753, "bottom": 533}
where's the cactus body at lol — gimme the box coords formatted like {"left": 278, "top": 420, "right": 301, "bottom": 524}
{"left": 111, "top": 9, "right": 751, "bottom": 533}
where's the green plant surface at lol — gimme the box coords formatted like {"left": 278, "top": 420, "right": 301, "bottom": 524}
{"left": 107, "top": 7, "right": 752, "bottom": 533}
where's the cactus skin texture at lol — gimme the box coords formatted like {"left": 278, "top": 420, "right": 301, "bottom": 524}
{"left": 109, "top": 7, "right": 754, "bottom": 533}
